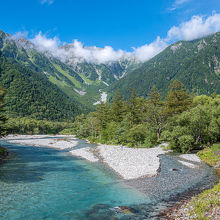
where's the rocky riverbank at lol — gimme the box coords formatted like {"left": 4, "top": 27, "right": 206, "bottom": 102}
{"left": 4, "top": 135, "right": 78, "bottom": 150}
{"left": 70, "top": 143, "right": 170, "bottom": 180}
{"left": 158, "top": 144, "right": 220, "bottom": 219}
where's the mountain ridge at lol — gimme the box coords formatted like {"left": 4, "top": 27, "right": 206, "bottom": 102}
{"left": 0, "top": 30, "right": 137, "bottom": 108}
{"left": 1, "top": 30, "right": 220, "bottom": 121}
{"left": 108, "top": 32, "right": 220, "bottom": 99}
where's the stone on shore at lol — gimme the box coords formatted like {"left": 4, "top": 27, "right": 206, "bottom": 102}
{"left": 70, "top": 147, "right": 99, "bottom": 162}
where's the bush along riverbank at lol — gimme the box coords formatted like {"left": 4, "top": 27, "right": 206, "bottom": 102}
{"left": 159, "top": 143, "right": 220, "bottom": 219}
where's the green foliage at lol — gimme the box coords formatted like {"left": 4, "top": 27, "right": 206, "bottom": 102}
{"left": 6, "top": 117, "right": 73, "bottom": 134}
{"left": 145, "top": 86, "right": 168, "bottom": 141}
{"left": 165, "top": 79, "right": 192, "bottom": 115}
{"left": 110, "top": 90, "right": 125, "bottom": 122}
{"left": 162, "top": 95, "right": 220, "bottom": 152}
{"left": 108, "top": 33, "right": 220, "bottom": 99}
{"left": 187, "top": 180, "right": 220, "bottom": 220}
{"left": 72, "top": 80, "right": 219, "bottom": 152}
{"left": 197, "top": 143, "right": 220, "bottom": 166}
{"left": 180, "top": 143, "right": 220, "bottom": 219}
{"left": 0, "top": 146, "right": 4, "bottom": 155}
{"left": 0, "top": 87, "right": 7, "bottom": 137}
{"left": 0, "top": 56, "right": 86, "bottom": 121}
{"left": 125, "top": 124, "right": 148, "bottom": 147}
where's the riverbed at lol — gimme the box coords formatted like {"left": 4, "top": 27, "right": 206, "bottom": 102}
{"left": 0, "top": 136, "right": 218, "bottom": 219}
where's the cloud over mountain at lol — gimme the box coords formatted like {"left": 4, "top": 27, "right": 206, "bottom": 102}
{"left": 14, "top": 13, "right": 220, "bottom": 64}
{"left": 167, "top": 13, "right": 220, "bottom": 41}
{"left": 133, "top": 37, "right": 168, "bottom": 62}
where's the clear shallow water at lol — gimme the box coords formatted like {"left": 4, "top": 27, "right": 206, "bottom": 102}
{"left": 0, "top": 140, "right": 148, "bottom": 220}
{"left": 0, "top": 138, "right": 218, "bottom": 220}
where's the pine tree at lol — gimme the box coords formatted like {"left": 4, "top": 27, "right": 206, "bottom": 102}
{"left": 127, "top": 88, "right": 144, "bottom": 124}
{"left": 148, "top": 85, "right": 161, "bottom": 106}
{"left": 111, "top": 89, "right": 125, "bottom": 122}
{"left": 145, "top": 86, "right": 167, "bottom": 141}
{"left": 166, "top": 80, "right": 192, "bottom": 116}
{"left": 95, "top": 102, "right": 110, "bottom": 139}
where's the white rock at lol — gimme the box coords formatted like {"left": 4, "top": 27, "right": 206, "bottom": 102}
{"left": 179, "top": 154, "right": 201, "bottom": 162}
{"left": 70, "top": 147, "right": 99, "bottom": 162}
{"left": 178, "top": 160, "right": 198, "bottom": 168}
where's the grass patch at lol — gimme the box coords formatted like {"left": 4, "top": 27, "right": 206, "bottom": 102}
{"left": 52, "top": 63, "right": 81, "bottom": 88}
{"left": 187, "top": 181, "right": 220, "bottom": 220}
{"left": 197, "top": 143, "right": 220, "bottom": 166}
{"left": 78, "top": 73, "right": 100, "bottom": 85}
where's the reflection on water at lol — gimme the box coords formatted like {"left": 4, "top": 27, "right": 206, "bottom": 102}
{"left": 0, "top": 138, "right": 218, "bottom": 219}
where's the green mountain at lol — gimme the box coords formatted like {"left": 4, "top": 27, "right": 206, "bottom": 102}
{"left": 0, "top": 31, "right": 88, "bottom": 121}
{"left": 1, "top": 29, "right": 220, "bottom": 121}
{"left": 108, "top": 33, "right": 220, "bottom": 99}
{"left": 0, "top": 55, "right": 86, "bottom": 121}
{"left": 0, "top": 30, "right": 137, "bottom": 109}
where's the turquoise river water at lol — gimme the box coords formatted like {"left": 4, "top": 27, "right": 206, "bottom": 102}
{"left": 0, "top": 137, "right": 218, "bottom": 219}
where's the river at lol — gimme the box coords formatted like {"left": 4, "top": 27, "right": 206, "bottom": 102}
{"left": 0, "top": 137, "right": 218, "bottom": 219}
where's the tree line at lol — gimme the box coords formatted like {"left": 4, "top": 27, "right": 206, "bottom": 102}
{"left": 1, "top": 80, "right": 219, "bottom": 153}
{"left": 0, "top": 87, "right": 74, "bottom": 136}
{"left": 70, "top": 80, "right": 220, "bottom": 153}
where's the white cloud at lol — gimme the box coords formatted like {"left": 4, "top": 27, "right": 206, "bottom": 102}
{"left": 169, "top": 0, "right": 192, "bottom": 11}
{"left": 11, "top": 31, "right": 28, "bottom": 40}
{"left": 28, "top": 33, "right": 132, "bottom": 63}
{"left": 65, "top": 40, "right": 131, "bottom": 63}
{"left": 13, "top": 13, "right": 220, "bottom": 63}
{"left": 174, "top": 0, "right": 191, "bottom": 6}
{"left": 41, "top": 0, "right": 54, "bottom": 5}
{"left": 30, "top": 32, "right": 60, "bottom": 52}
{"left": 28, "top": 33, "right": 167, "bottom": 63}
{"left": 133, "top": 37, "right": 168, "bottom": 62}
{"left": 167, "top": 13, "right": 220, "bottom": 41}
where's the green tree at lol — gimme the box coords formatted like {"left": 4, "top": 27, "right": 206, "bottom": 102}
{"left": 127, "top": 88, "right": 145, "bottom": 124}
{"left": 166, "top": 80, "right": 192, "bottom": 116}
{"left": 111, "top": 89, "right": 125, "bottom": 122}
{"left": 145, "top": 86, "right": 167, "bottom": 142}
{"left": 94, "top": 102, "right": 110, "bottom": 140}
{"left": 162, "top": 96, "right": 220, "bottom": 153}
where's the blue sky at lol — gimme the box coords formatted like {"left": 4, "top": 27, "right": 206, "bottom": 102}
{"left": 0, "top": 0, "right": 219, "bottom": 50}
{"left": 1, "top": 0, "right": 220, "bottom": 63}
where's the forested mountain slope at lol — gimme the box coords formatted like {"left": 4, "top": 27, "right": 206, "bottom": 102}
{"left": 0, "top": 30, "right": 137, "bottom": 108}
{"left": 108, "top": 33, "right": 220, "bottom": 99}
{"left": 0, "top": 55, "right": 86, "bottom": 121}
